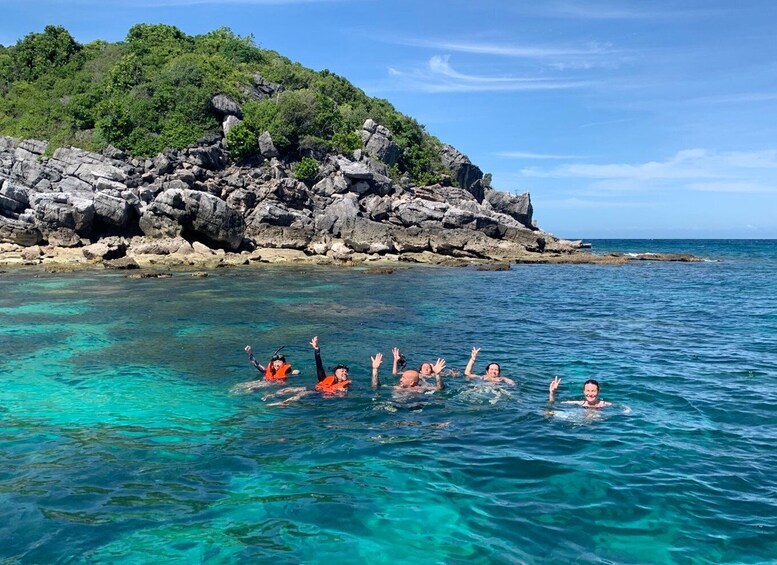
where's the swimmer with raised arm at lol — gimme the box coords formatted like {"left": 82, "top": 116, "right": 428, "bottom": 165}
{"left": 376, "top": 352, "right": 445, "bottom": 392}
{"left": 262, "top": 336, "right": 353, "bottom": 405}
{"left": 548, "top": 376, "right": 611, "bottom": 408}
{"left": 231, "top": 345, "right": 301, "bottom": 394}
{"left": 311, "top": 335, "right": 351, "bottom": 394}
{"left": 464, "top": 347, "right": 515, "bottom": 385}
{"left": 392, "top": 347, "right": 449, "bottom": 380}
{"left": 244, "top": 345, "right": 301, "bottom": 380}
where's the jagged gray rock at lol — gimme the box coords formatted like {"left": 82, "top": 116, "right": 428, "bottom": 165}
{"left": 484, "top": 189, "right": 533, "bottom": 227}
{"left": 244, "top": 74, "right": 284, "bottom": 101}
{"left": 439, "top": 144, "right": 484, "bottom": 199}
{"left": 211, "top": 94, "right": 243, "bottom": 119}
{"left": 140, "top": 188, "right": 244, "bottom": 249}
{"left": 258, "top": 131, "right": 279, "bottom": 158}
{"left": 361, "top": 119, "right": 401, "bottom": 166}
{"left": 0, "top": 131, "right": 578, "bottom": 265}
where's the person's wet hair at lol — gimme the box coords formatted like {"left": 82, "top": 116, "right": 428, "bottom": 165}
{"left": 584, "top": 379, "right": 600, "bottom": 391}
{"left": 486, "top": 362, "right": 501, "bottom": 375}
{"left": 333, "top": 364, "right": 349, "bottom": 372}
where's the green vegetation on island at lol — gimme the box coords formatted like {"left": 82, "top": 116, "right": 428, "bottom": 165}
{"left": 0, "top": 24, "right": 447, "bottom": 185}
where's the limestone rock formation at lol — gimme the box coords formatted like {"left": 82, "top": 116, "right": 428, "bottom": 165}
{"left": 0, "top": 119, "right": 581, "bottom": 268}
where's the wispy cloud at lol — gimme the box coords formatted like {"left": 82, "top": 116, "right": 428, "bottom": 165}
{"left": 394, "top": 38, "right": 618, "bottom": 59}
{"left": 387, "top": 55, "right": 591, "bottom": 93}
{"left": 497, "top": 151, "right": 588, "bottom": 160}
{"left": 521, "top": 149, "right": 777, "bottom": 193}
{"left": 388, "top": 37, "right": 629, "bottom": 72}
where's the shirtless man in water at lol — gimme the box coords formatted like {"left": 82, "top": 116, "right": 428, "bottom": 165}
{"left": 391, "top": 347, "right": 448, "bottom": 382}
{"left": 464, "top": 347, "right": 515, "bottom": 385}
{"left": 548, "top": 376, "right": 611, "bottom": 408}
{"left": 374, "top": 352, "right": 445, "bottom": 392}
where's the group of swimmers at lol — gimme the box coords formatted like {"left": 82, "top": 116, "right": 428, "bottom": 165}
{"left": 235, "top": 337, "right": 611, "bottom": 408}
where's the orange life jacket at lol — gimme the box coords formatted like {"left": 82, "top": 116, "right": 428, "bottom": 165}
{"left": 265, "top": 363, "right": 292, "bottom": 381}
{"left": 315, "top": 375, "right": 351, "bottom": 394}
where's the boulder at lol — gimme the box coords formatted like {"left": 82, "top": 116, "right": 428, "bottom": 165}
{"left": 186, "top": 145, "right": 228, "bottom": 170}
{"left": 139, "top": 189, "right": 244, "bottom": 249}
{"left": 247, "top": 202, "right": 304, "bottom": 227}
{"left": 343, "top": 217, "right": 394, "bottom": 254}
{"left": 439, "top": 144, "right": 484, "bottom": 198}
{"left": 270, "top": 178, "right": 310, "bottom": 209}
{"left": 258, "top": 131, "right": 279, "bottom": 158}
{"left": 222, "top": 115, "right": 242, "bottom": 135}
{"left": 361, "top": 194, "right": 391, "bottom": 221}
{"left": 339, "top": 159, "right": 373, "bottom": 181}
{"left": 211, "top": 94, "right": 243, "bottom": 118}
{"left": 82, "top": 241, "right": 126, "bottom": 261}
{"left": 244, "top": 74, "right": 283, "bottom": 101}
{"left": 312, "top": 172, "right": 349, "bottom": 197}
{"left": 0, "top": 181, "right": 31, "bottom": 213}
{"left": 0, "top": 215, "right": 43, "bottom": 246}
{"left": 390, "top": 226, "right": 430, "bottom": 253}
{"left": 10, "top": 158, "right": 48, "bottom": 187}
{"left": 393, "top": 199, "right": 447, "bottom": 227}
{"left": 484, "top": 189, "right": 533, "bottom": 228}
{"left": 361, "top": 119, "right": 401, "bottom": 166}
{"left": 32, "top": 194, "right": 94, "bottom": 236}
{"left": 94, "top": 192, "right": 131, "bottom": 227}
{"left": 247, "top": 224, "right": 314, "bottom": 250}
{"left": 315, "top": 194, "right": 359, "bottom": 236}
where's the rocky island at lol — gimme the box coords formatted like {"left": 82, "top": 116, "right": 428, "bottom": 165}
{"left": 0, "top": 123, "right": 593, "bottom": 271}
{"left": 0, "top": 25, "right": 696, "bottom": 271}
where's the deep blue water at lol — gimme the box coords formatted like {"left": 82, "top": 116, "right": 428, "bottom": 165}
{"left": 1, "top": 240, "right": 775, "bottom": 563}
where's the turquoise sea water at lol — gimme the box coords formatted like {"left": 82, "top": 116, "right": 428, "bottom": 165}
{"left": 1, "top": 240, "right": 775, "bottom": 563}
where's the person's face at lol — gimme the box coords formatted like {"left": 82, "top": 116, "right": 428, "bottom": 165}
{"left": 486, "top": 364, "right": 500, "bottom": 378}
{"left": 334, "top": 367, "right": 349, "bottom": 380}
{"left": 272, "top": 359, "right": 284, "bottom": 370}
{"left": 419, "top": 363, "right": 433, "bottom": 376}
{"left": 399, "top": 370, "right": 420, "bottom": 387}
{"left": 583, "top": 383, "right": 599, "bottom": 404}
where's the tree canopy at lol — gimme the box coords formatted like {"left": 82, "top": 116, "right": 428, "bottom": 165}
{"left": 0, "top": 24, "right": 447, "bottom": 185}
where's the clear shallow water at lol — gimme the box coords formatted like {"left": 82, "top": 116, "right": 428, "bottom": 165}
{"left": 1, "top": 240, "right": 776, "bottom": 563}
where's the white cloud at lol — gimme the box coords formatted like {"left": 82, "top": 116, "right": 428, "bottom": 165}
{"left": 520, "top": 149, "right": 777, "bottom": 193}
{"left": 387, "top": 37, "right": 629, "bottom": 73}
{"left": 386, "top": 55, "right": 591, "bottom": 93}
{"left": 394, "top": 38, "right": 618, "bottom": 59}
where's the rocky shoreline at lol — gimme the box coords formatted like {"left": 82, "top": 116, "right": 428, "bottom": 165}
{"left": 0, "top": 115, "right": 702, "bottom": 272}
{"left": 0, "top": 236, "right": 703, "bottom": 273}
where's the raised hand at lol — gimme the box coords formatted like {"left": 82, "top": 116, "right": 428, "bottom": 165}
{"left": 549, "top": 375, "right": 561, "bottom": 393}
{"left": 432, "top": 358, "right": 446, "bottom": 374}
{"left": 392, "top": 347, "right": 401, "bottom": 362}
{"left": 310, "top": 336, "right": 319, "bottom": 350}
{"left": 470, "top": 347, "right": 480, "bottom": 359}
{"left": 371, "top": 352, "right": 383, "bottom": 369}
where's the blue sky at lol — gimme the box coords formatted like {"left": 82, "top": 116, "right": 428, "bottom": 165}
{"left": 2, "top": 0, "right": 776, "bottom": 239}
